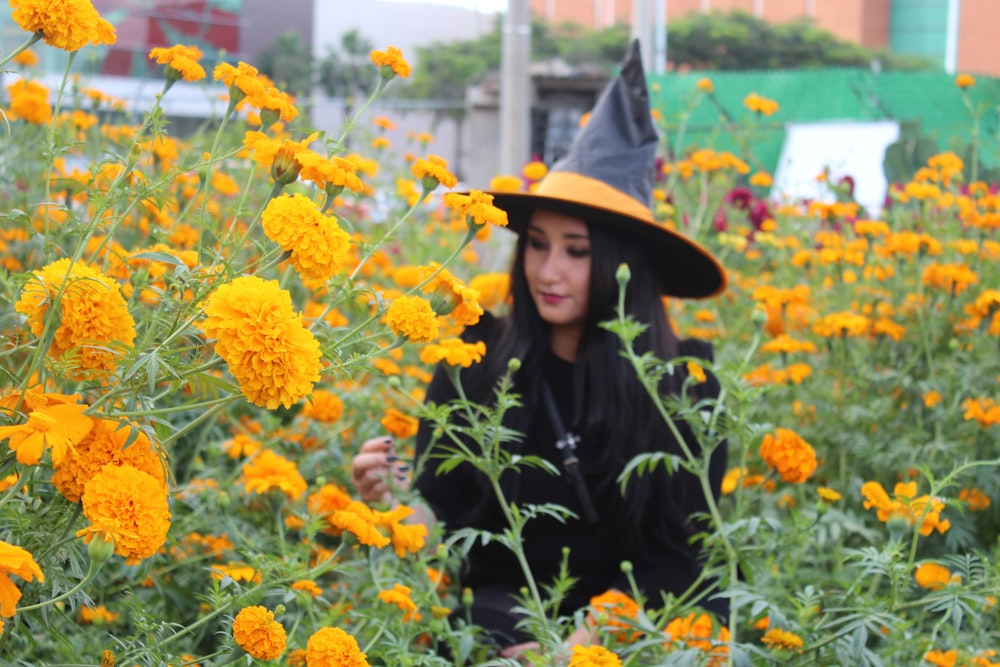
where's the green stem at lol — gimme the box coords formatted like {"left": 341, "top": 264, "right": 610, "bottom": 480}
{"left": 0, "top": 32, "right": 43, "bottom": 70}
{"left": 17, "top": 558, "right": 102, "bottom": 613}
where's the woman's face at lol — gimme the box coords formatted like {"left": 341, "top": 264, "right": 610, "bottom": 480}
{"left": 523, "top": 209, "right": 591, "bottom": 337}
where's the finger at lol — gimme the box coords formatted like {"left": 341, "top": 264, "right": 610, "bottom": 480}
{"left": 359, "top": 435, "right": 395, "bottom": 453}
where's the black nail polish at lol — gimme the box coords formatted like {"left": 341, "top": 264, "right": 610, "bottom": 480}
{"left": 384, "top": 436, "right": 393, "bottom": 444}
{"left": 396, "top": 464, "right": 410, "bottom": 472}
{"left": 385, "top": 455, "right": 398, "bottom": 463}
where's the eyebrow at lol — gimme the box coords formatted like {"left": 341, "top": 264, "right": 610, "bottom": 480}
{"left": 527, "top": 224, "right": 590, "bottom": 240}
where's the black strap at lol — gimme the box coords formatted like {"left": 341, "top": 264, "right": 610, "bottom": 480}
{"left": 541, "top": 381, "right": 599, "bottom": 525}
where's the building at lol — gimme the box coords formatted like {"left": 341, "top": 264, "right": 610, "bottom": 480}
{"left": 530, "top": 0, "right": 999, "bottom": 77}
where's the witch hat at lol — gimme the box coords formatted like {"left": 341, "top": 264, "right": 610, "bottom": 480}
{"left": 489, "top": 39, "right": 726, "bottom": 298}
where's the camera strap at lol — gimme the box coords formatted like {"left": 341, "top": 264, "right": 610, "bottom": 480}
{"left": 541, "top": 380, "right": 599, "bottom": 525}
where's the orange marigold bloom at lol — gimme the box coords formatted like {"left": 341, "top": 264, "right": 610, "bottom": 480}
{"left": 589, "top": 589, "right": 641, "bottom": 642}
{"left": 241, "top": 450, "right": 307, "bottom": 500}
{"left": 761, "top": 628, "right": 803, "bottom": 652}
{"left": 262, "top": 194, "right": 352, "bottom": 281}
{"left": 664, "top": 612, "right": 730, "bottom": 662}
{"left": 955, "top": 74, "right": 976, "bottom": 89}
{"left": 420, "top": 338, "right": 486, "bottom": 368}
{"left": 696, "top": 77, "right": 714, "bottom": 93}
{"left": 11, "top": 0, "right": 116, "bottom": 52}
{"left": 292, "top": 579, "right": 323, "bottom": 597}
{"left": 925, "top": 649, "right": 959, "bottom": 667}
{"left": 420, "top": 263, "right": 484, "bottom": 326}
{"left": 958, "top": 487, "right": 991, "bottom": 511}
{"left": 743, "top": 92, "right": 779, "bottom": 116}
{"left": 443, "top": 190, "right": 509, "bottom": 227}
{"left": 148, "top": 44, "right": 206, "bottom": 82}
{"left": 686, "top": 361, "right": 706, "bottom": 383}
{"left": 330, "top": 501, "right": 392, "bottom": 548}
{"left": 79, "top": 604, "right": 118, "bottom": 624}
{"left": 301, "top": 390, "right": 344, "bottom": 423}
{"left": 15, "top": 258, "right": 136, "bottom": 376}
{"left": 962, "top": 397, "right": 1000, "bottom": 427}
{"left": 381, "top": 408, "right": 419, "bottom": 439}
{"left": 861, "top": 480, "right": 950, "bottom": 536}
{"left": 469, "top": 273, "right": 510, "bottom": 311}
{"left": 52, "top": 417, "right": 166, "bottom": 502}
{"left": 522, "top": 161, "right": 548, "bottom": 181}
{"left": 490, "top": 174, "right": 523, "bottom": 192}
{"left": 76, "top": 464, "right": 171, "bottom": 565}
{"left": 749, "top": 172, "right": 772, "bottom": 188}
{"left": 370, "top": 45, "right": 411, "bottom": 79}
{"left": 201, "top": 276, "right": 322, "bottom": 409}
{"left": 232, "top": 606, "right": 287, "bottom": 661}
{"left": 914, "top": 562, "right": 955, "bottom": 590}
{"left": 214, "top": 61, "right": 266, "bottom": 103}
{"left": 385, "top": 295, "right": 439, "bottom": 342}
{"left": 306, "top": 627, "right": 369, "bottom": 667}
{"left": 0, "top": 402, "right": 91, "bottom": 466}
{"left": 0, "top": 540, "right": 44, "bottom": 617}
{"left": 759, "top": 428, "right": 817, "bottom": 483}
{"left": 569, "top": 644, "right": 622, "bottom": 667}
{"left": 922, "top": 261, "right": 978, "bottom": 296}
{"left": 6, "top": 78, "right": 52, "bottom": 124}
{"left": 378, "top": 583, "right": 421, "bottom": 621}
{"left": 411, "top": 154, "right": 457, "bottom": 190}
{"left": 376, "top": 504, "right": 427, "bottom": 557}
{"left": 12, "top": 48, "right": 38, "bottom": 67}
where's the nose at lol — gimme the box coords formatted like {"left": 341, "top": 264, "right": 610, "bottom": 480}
{"left": 537, "top": 249, "right": 564, "bottom": 283}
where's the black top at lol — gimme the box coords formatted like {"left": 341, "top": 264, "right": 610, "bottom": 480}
{"left": 414, "top": 313, "right": 727, "bottom": 624}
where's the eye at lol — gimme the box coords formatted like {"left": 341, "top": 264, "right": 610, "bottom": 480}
{"left": 567, "top": 246, "right": 591, "bottom": 259}
{"left": 527, "top": 236, "right": 547, "bottom": 251}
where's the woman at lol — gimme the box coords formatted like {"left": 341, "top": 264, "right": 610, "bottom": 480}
{"left": 351, "top": 40, "right": 728, "bottom": 655}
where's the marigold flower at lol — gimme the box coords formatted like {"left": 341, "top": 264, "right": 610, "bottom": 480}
{"left": 378, "top": 583, "right": 421, "bottom": 621}
{"left": 749, "top": 171, "right": 772, "bottom": 187}
{"left": 214, "top": 61, "right": 266, "bottom": 105}
{"left": 370, "top": 45, "right": 411, "bottom": 79}
{"left": 569, "top": 644, "right": 622, "bottom": 667}
{"left": 411, "top": 154, "right": 457, "bottom": 190}
{"left": 420, "top": 264, "right": 484, "bottom": 325}
{"left": 420, "top": 338, "right": 486, "bottom": 367}
{"left": 148, "top": 44, "right": 206, "bottom": 82}
{"left": 686, "top": 361, "right": 707, "bottom": 384}
{"left": 306, "top": 627, "right": 369, "bottom": 667}
{"left": 292, "top": 579, "right": 323, "bottom": 597}
{"left": 489, "top": 174, "right": 522, "bottom": 192}
{"left": 12, "top": 48, "right": 38, "bottom": 67}
{"left": 52, "top": 417, "right": 166, "bottom": 502}
{"left": 761, "top": 628, "right": 803, "bottom": 652}
{"left": 233, "top": 606, "right": 287, "bottom": 661}
{"left": 958, "top": 487, "right": 991, "bottom": 511}
{"left": 11, "top": 0, "right": 116, "bottom": 51}
{"left": 759, "top": 428, "right": 817, "bottom": 483}
{"left": 743, "top": 92, "right": 779, "bottom": 116}
{"left": 922, "top": 261, "right": 978, "bottom": 296}
{"left": 80, "top": 604, "right": 118, "bottom": 625}
{"left": 861, "top": 480, "right": 950, "bottom": 536}
{"left": 241, "top": 449, "right": 307, "bottom": 500}
{"left": 0, "top": 402, "right": 92, "bottom": 466}
{"left": 955, "top": 74, "right": 976, "bottom": 89}
{"left": 301, "top": 390, "right": 344, "bottom": 423}
{"left": 6, "top": 79, "right": 52, "bottom": 124}
{"left": 925, "top": 649, "right": 959, "bottom": 667}
{"left": 16, "top": 258, "right": 136, "bottom": 376}
{"left": 76, "top": 464, "right": 171, "bottom": 565}
{"left": 0, "top": 540, "right": 44, "bottom": 617}
{"left": 588, "top": 590, "right": 641, "bottom": 642}
{"left": 201, "top": 276, "right": 322, "bottom": 409}
{"left": 696, "top": 77, "right": 714, "bottom": 93}
{"left": 251, "top": 86, "right": 299, "bottom": 124}
{"left": 262, "top": 194, "right": 352, "bottom": 281}
{"left": 962, "top": 397, "right": 1000, "bottom": 427}
{"left": 385, "top": 295, "right": 439, "bottom": 342}
{"left": 376, "top": 504, "right": 427, "bottom": 557}
{"left": 664, "top": 612, "right": 730, "bottom": 660}
{"left": 381, "top": 408, "right": 419, "bottom": 439}
{"left": 330, "top": 501, "right": 392, "bottom": 548}
{"left": 817, "top": 487, "right": 841, "bottom": 503}
{"left": 522, "top": 161, "right": 548, "bottom": 181}
{"left": 443, "top": 190, "right": 509, "bottom": 227}
{"left": 914, "top": 562, "right": 956, "bottom": 590}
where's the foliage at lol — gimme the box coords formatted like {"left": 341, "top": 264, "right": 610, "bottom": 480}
{"left": 257, "top": 31, "right": 315, "bottom": 98}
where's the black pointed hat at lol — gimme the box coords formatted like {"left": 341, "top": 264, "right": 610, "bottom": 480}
{"left": 489, "top": 40, "right": 726, "bottom": 299}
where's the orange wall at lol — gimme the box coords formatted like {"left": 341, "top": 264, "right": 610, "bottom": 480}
{"left": 957, "top": 0, "right": 1000, "bottom": 76}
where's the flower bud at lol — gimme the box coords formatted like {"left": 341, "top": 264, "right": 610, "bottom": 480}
{"left": 615, "top": 263, "right": 631, "bottom": 287}
{"left": 435, "top": 543, "right": 448, "bottom": 559}
{"left": 462, "top": 587, "right": 474, "bottom": 606}
{"left": 88, "top": 532, "right": 115, "bottom": 563}
{"left": 507, "top": 357, "right": 521, "bottom": 372}
{"left": 620, "top": 560, "right": 633, "bottom": 574}
{"left": 751, "top": 304, "right": 769, "bottom": 327}
{"left": 271, "top": 144, "right": 302, "bottom": 186}
{"left": 274, "top": 604, "right": 286, "bottom": 615}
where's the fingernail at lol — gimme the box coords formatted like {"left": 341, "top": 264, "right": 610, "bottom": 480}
{"left": 396, "top": 464, "right": 410, "bottom": 472}
{"left": 383, "top": 436, "right": 393, "bottom": 444}
{"left": 385, "top": 455, "right": 398, "bottom": 463}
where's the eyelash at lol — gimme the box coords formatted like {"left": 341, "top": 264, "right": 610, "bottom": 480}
{"left": 528, "top": 237, "right": 590, "bottom": 258}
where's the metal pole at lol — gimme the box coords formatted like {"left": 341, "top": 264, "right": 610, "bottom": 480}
{"left": 499, "top": 0, "right": 531, "bottom": 174}
{"left": 631, "top": 0, "right": 652, "bottom": 70}
{"left": 944, "top": 0, "right": 961, "bottom": 73}
{"left": 654, "top": 0, "right": 666, "bottom": 74}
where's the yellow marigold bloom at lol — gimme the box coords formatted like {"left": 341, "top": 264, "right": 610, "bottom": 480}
{"left": 330, "top": 501, "right": 391, "bottom": 548}
{"left": 376, "top": 504, "right": 428, "bottom": 557}
{"left": 306, "top": 627, "right": 369, "bottom": 667}
{"left": 0, "top": 540, "right": 44, "bottom": 617}
{"left": 686, "top": 361, "right": 706, "bottom": 383}
{"left": 469, "top": 273, "right": 510, "bottom": 311}
{"left": 959, "top": 487, "right": 991, "bottom": 511}
{"left": 420, "top": 264, "right": 484, "bottom": 326}
{"left": 372, "top": 115, "right": 396, "bottom": 130}
{"left": 761, "top": 628, "right": 804, "bottom": 652}
{"left": 817, "top": 487, "right": 841, "bottom": 503}
{"left": 301, "top": 390, "right": 344, "bottom": 423}
{"left": 923, "top": 390, "right": 943, "bottom": 408}
{"left": 15, "top": 258, "right": 136, "bottom": 376}
{"left": 232, "top": 606, "right": 287, "bottom": 661}
{"left": 250, "top": 86, "right": 299, "bottom": 124}
{"left": 52, "top": 417, "right": 166, "bottom": 503}
{"left": 569, "top": 645, "right": 622, "bottom": 667}
{"left": 262, "top": 194, "right": 352, "bottom": 281}
{"left": 210, "top": 562, "right": 262, "bottom": 584}
{"left": 759, "top": 428, "right": 817, "bottom": 483}
{"left": 420, "top": 338, "right": 486, "bottom": 367}
{"left": 385, "top": 295, "right": 439, "bottom": 342}
{"left": 6, "top": 79, "right": 52, "bottom": 124}
{"left": 760, "top": 335, "right": 816, "bottom": 354}
{"left": 925, "top": 649, "right": 958, "bottom": 667}
{"left": 696, "top": 77, "right": 714, "bottom": 93}
{"left": 201, "top": 276, "right": 322, "bottom": 409}
{"left": 743, "top": 92, "right": 779, "bottom": 116}
{"left": 148, "top": 44, "right": 206, "bottom": 82}
{"left": 80, "top": 604, "right": 118, "bottom": 625}
{"left": 962, "top": 397, "right": 1000, "bottom": 427}
{"left": 11, "top": 0, "right": 116, "bottom": 52}
{"left": 411, "top": 154, "right": 457, "bottom": 190}
{"left": 922, "top": 261, "right": 978, "bottom": 296}
{"left": 588, "top": 589, "right": 641, "bottom": 643}
{"left": 812, "top": 311, "right": 870, "bottom": 338}
{"left": 292, "top": 579, "right": 323, "bottom": 597}
{"left": 444, "top": 190, "right": 509, "bottom": 227}
{"left": 664, "top": 612, "right": 730, "bottom": 659}
{"left": 378, "top": 583, "right": 421, "bottom": 621}
{"left": 0, "top": 403, "right": 91, "bottom": 466}
{"left": 861, "top": 480, "right": 950, "bottom": 536}
{"left": 223, "top": 433, "right": 262, "bottom": 459}
{"left": 214, "top": 61, "right": 265, "bottom": 104}
{"left": 370, "top": 45, "right": 411, "bottom": 79}
{"left": 76, "top": 464, "right": 171, "bottom": 565}
{"left": 381, "top": 407, "right": 419, "bottom": 439}
{"left": 296, "top": 150, "right": 365, "bottom": 194}
{"left": 749, "top": 172, "right": 772, "bottom": 187}
{"left": 955, "top": 74, "right": 976, "bottom": 89}
{"left": 914, "top": 562, "right": 955, "bottom": 590}
{"left": 241, "top": 450, "right": 307, "bottom": 500}
{"left": 12, "top": 48, "right": 38, "bottom": 67}
{"left": 522, "top": 160, "right": 548, "bottom": 181}
{"left": 489, "top": 174, "right": 522, "bottom": 192}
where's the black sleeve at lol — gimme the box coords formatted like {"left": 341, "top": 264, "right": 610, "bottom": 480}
{"left": 607, "top": 338, "right": 728, "bottom": 614}
{"left": 412, "top": 314, "right": 498, "bottom": 528}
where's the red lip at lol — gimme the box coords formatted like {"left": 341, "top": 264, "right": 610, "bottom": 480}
{"left": 540, "top": 293, "right": 566, "bottom": 304}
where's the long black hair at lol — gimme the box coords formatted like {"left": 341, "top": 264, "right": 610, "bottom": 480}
{"left": 462, "top": 215, "right": 709, "bottom": 559}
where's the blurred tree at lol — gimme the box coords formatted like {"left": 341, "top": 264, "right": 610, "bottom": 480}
{"left": 317, "top": 28, "right": 377, "bottom": 128}
{"left": 257, "top": 31, "right": 314, "bottom": 97}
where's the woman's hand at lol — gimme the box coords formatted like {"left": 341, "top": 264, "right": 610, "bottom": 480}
{"left": 350, "top": 436, "right": 408, "bottom": 504}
